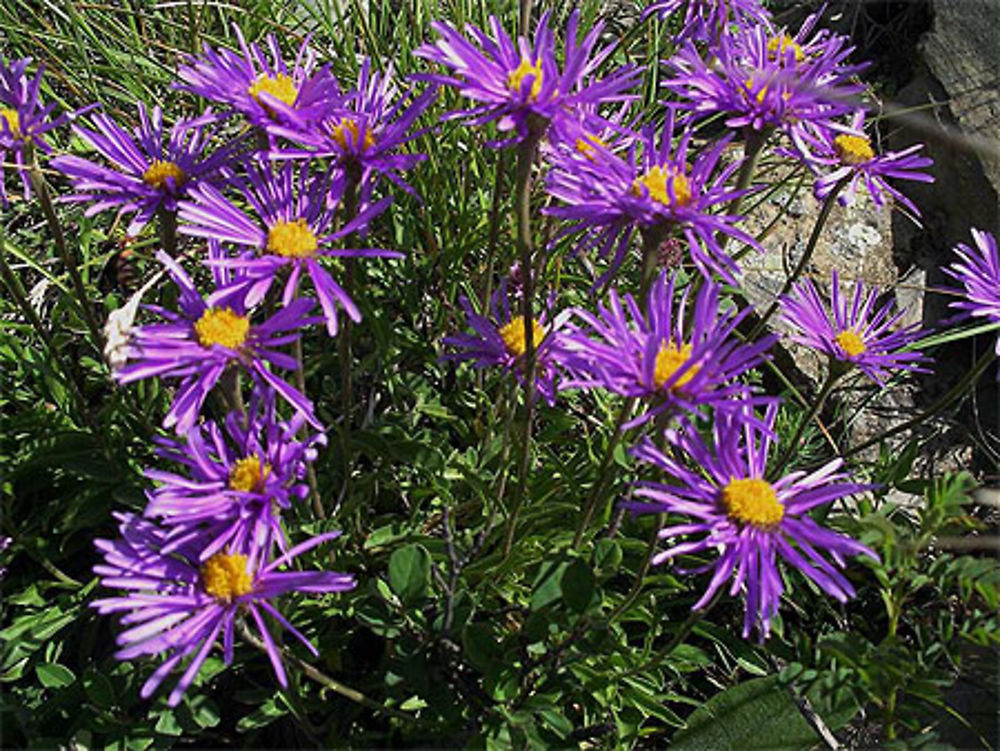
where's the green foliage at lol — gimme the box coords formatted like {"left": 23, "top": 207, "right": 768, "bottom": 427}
{"left": 0, "top": 0, "right": 996, "bottom": 748}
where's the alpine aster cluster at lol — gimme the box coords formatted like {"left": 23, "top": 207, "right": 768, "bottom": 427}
{"left": 3, "top": 0, "right": 993, "bottom": 714}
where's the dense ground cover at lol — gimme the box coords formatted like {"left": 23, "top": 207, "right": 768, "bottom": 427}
{"left": 0, "top": 1, "right": 997, "bottom": 748}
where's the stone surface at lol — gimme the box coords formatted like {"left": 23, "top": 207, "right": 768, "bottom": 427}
{"left": 889, "top": 0, "right": 1000, "bottom": 326}
{"left": 920, "top": 0, "right": 1000, "bottom": 196}
{"left": 740, "top": 173, "right": 900, "bottom": 315}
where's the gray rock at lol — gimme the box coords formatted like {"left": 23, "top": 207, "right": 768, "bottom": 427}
{"left": 889, "top": 0, "right": 1000, "bottom": 325}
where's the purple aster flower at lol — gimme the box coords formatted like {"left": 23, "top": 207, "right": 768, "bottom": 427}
{"left": 795, "top": 111, "right": 933, "bottom": 219}
{"left": 178, "top": 161, "right": 399, "bottom": 335}
{"left": 93, "top": 513, "right": 356, "bottom": 707}
{"left": 145, "top": 388, "right": 324, "bottom": 561}
{"left": 271, "top": 58, "right": 435, "bottom": 203}
{"left": 944, "top": 228, "right": 1000, "bottom": 355}
{"left": 442, "top": 278, "right": 570, "bottom": 405}
{"left": 781, "top": 270, "right": 930, "bottom": 385}
{"left": 561, "top": 271, "right": 776, "bottom": 428}
{"left": 50, "top": 104, "right": 241, "bottom": 234}
{"left": 664, "top": 14, "right": 863, "bottom": 154}
{"left": 545, "top": 111, "right": 757, "bottom": 284}
{"left": 0, "top": 54, "right": 71, "bottom": 205}
{"left": 543, "top": 100, "right": 637, "bottom": 161}
{"left": 642, "top": 0, "right": 770, "bottom": 44}
{"left": 415, "top": 10, "right": 641, "bottom": 145}
{"left": 175, "top": 27, "right": 335, "bottom": 130}
{"left": 628, "top": 405, "right": 877, "bottom": 638}
{"left": 116, "top": 250, "right": 322, "bottom": 434}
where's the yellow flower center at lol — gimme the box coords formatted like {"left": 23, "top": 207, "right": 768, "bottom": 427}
{"left": 498, "top": 317, "right": 545, "bottom": 357}
{"left": 329, "top": 117, "right": 376, "bottom": 152}
{"left": 1, "top": 108, "right": 22, "bottom": 139}
{"left": 722, "top": 477, "right": 784, "bottom": 527}
{"left": 744, "top": 77, "right": 769, "bottom": 105}
{"left": 833, "top": 134, "right": 875, "bottom": 166}
{"left": 142, "top": 159, "right": 187, "bottom": 191}
{"left": 507, "top": 58, "right": 543, "bottom": 100}
{"left": 194, "top": 307, "right": 250, "bottom": 350}
{"left": 200, "top": 552, "right": 254, "bottom": 602}
{"left": 767, "top": 34, "right": 805, "bottom": 63}
{"left": 248, "top": 73, "right": 298, "bottom": 108}
{"left": 228, "top": 455, "right": 271, "bottom": 493}
{"left": 266, "top": 219, "right": 318, "bottom": 258}
{"left": 575, "top": 133, "right": 608, "bottom": 162}
{"left": 632, "top": 166, "right": 693, "bottom": 208}
{"left": 653, "top": 341, "right": 698, "bottom": 390}
{"left": 835, "top": 328, "right": 867, "bottom": 357}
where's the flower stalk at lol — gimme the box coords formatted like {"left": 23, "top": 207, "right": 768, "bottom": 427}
{"left": 572, "top": 398, "right": 636, "bottom": 550}
{"left": 28, "top": 158, "right": 104, "bottom": 350}
{"left": 503, "top": 125, "right": 543, "bottom": 557}
{"left": 773, "top": 366, "right": 842, "bottom": 475}
{"left": 749, "top": 174, "right": 851, "bottom": 340}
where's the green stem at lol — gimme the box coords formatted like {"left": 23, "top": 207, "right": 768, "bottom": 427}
{"left": 845, "top": 347, "right": 995, "bottom": 458}
{"left": 519, "top": 0, "right": 533, "bottom": 36}
{"left": 773, "top": 367, "right": 841, "bottom": 476}
{"left": 885, "top": 687, "right": 898, "bottom": 740}
{"left": 503, "top": 127, "right": 543, "bottom": 558}
{"left": 608, "top": 515, "right": 662, "bottom": 624}
{"left": 339, "top": 167, "right": 361, "bottom": 423}
{"left": 623, "top": 592, "right": 721, "bottom": 678}
{"left": 338, "top": 166, "right": 361, "bottom": 500}
{"left": 28, "top": 159, "right": 104, "bottom": 351}
{"left": 293, "top": 336, "right": 325, "bottom": 519}
{"left": 219, "top": 367, "right": 245, "bottom": 421}
{"left": 724, "top": 128, "right": 769, "bottom": 222}
{"left": 157, "top": 206, "right": 177, "bottom": 257}
{"left": 639, "top": 225, "right": 667, "bottom": 300}
{"left": 0, "top": 238, "right": 95, "bottom": 429}
{"left": 480, "top": 149, "right": 509, "bottom": 311}
{"left": 236, "top": 619, "right": 413, "bottom": 722}
{"left": 572, "top": 398, "right": 636, "bottom": 550}
{"left": 748, "top": 175, "right": 850, "bottom": 341}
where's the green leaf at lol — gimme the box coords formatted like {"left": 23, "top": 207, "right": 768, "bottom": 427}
{"left": 462, "top": 623, "right": 500, "bottom": 673}
{"left": 35, "top": 662, "right": 75, "bottom": 689}
{"left": 388, "top": 544, "right": 432, "bottom": 605}
{"left": 671, "top": 676, "right": 822, "bottom": 751}
{"left": 561, "top": 558, "right": 595, "bottom": 614}
{"left": 530, "top": 560, "right": 568, "bottom": 611}
{"left": 154, "top": 709, "right": 183, "bottom": 736}
{"left": 236, "top": 697, "right": 288, "bottom": 731}
{"left": 83, "top": 667, "right": 114, "bottom": 708}
{"left": 593, "top": 539, "right": 622, "bottom": 573}
{"left": 188, "top": 695, "right": 221, "bottom": 728}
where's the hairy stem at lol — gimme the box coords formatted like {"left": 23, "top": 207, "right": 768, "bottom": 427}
{"left": 773, "top": 367, "right": 841, "bottom": 475}
{"left": 236, "top": 619, "right": 414, "bottom": 722}
{"left": 219, "top": 367, "right": 246, "bottom": 422}
{"left": 338, "top": 166, "right": 362, "bottom": 499}
{"left": 293, "top": 336, "right": 325, "bottom": 519}
{"left": 28, "top": 160, "right": 104, "bottom": 351}
{"left": 480, "top": 149, "right": 509, "bottom": 311}
{"left": 608, "top": 515, "right": 663, "bottom": 624}
{"left": 0, "top": 241, "right": 94, "bottom": 430}
{"left": 157, "top": 206, "right": 178, "bottom": 257}
{"left": 639, "top": 225, "right": 667, "bottom": 300}
{"left": 503, "top": 128, "right": 543, "bottom": 558}
{"left": 749, "top": 176, "right": 850, "bottom": 341}
{"left": 519, "top": 0, "right": 533, "bottom": 36}
{"left": 572, "top": 398, "right": 636, "bottom": 550}
{"left": 724, "top": 128, "right": 770, "bottom": 225}
{"left": 845, "top": 346, "right": 995, "bottom": 458}
{"left": 623, "top": 592, "right": 721, "bottom": 679}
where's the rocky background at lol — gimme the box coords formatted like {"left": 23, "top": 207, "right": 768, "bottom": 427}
{"left": 764, "top": 3, "right": 999, "bottom": 746}
{"left": 751, "top": 0, "right": 999, "bottom": 470}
